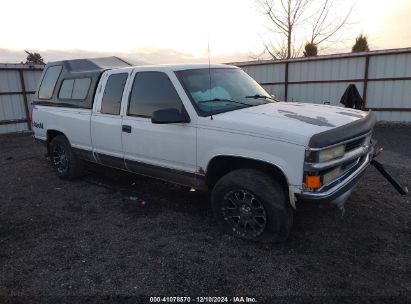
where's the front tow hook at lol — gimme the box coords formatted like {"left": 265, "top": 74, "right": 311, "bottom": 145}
{"left": 370, "top": 150, "right": 408, "bottom": 195}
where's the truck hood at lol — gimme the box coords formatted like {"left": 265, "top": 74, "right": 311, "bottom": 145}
{"left": 205, "top": 102, "right": 373, "bottom": 147}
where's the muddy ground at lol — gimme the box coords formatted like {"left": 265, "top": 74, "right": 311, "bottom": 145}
{"left": 0, "top": 125, "right": 410, "bottom": 303}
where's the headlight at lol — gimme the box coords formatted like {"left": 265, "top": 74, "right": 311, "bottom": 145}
{"left": 306, "top": 145, "right": 345, "bottom": 163}
{"left": 318, "top": 145, "right": 345, "bottom": 162}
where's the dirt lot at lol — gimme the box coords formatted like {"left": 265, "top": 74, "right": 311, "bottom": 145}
{"left": 0, "top": 125, "right": 410, "bottom": 302}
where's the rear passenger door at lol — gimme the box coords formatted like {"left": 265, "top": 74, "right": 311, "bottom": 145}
{"left": 121, "top": 70, "right": 196, "bottom": 177}
{"left": 91, "top": 70, "right": 130, "bottom": 168}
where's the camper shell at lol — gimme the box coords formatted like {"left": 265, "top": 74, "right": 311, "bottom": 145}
{"left": 34, "top": 57, "right": 132, "bottom": 109}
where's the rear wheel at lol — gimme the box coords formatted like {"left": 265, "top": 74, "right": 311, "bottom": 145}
{"left": 211, "top": 169, "right": 293, "bottom": 242}
{"left": 49, "top": 135, "right": 83, "bottom": 180}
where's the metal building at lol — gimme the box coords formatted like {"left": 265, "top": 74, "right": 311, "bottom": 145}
{"left": 0, "top": 63, "right": 44, "bottom": 134}
{"left": 232, "top": 47, "right": 411, "bottom": 122}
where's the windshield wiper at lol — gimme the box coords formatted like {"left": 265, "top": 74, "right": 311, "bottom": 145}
{"left": 245, "top": 94, "right": 276, "bottom": 101}
{"left": 198, "top": 98, "right": 253, "bottom": 107}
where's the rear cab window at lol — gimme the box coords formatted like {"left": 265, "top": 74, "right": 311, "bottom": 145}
{"left": 101, "top": 73, "right": 128, "bottom": 115}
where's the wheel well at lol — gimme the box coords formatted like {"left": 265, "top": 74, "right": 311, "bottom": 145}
{"left": 46, "top": 130, "right": 65, "bottom": 153}
{"left": 205, "top": 156, "right": 289, "bottom": 191}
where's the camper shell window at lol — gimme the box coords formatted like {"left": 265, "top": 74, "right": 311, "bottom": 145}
{"left": 38, "top": 65, "right": 62, "bottom": 100}
{"left": 58, "top": 78, "right": 91, "bottom": 101}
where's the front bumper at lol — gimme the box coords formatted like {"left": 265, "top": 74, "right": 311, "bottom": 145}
{"left": 297, "top": 141, "right": 375, "bottom": 205}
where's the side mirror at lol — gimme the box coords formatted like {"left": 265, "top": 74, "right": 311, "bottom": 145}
{"left": 151, "top": 108, "right": 190, "bottom": 124}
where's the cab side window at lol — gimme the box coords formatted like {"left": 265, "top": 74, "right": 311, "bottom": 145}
{"left": 128, "top": 72, "right": 183, "bottom": 117}
{"left": 101, "top": 73, "right": 128, "bottom": 115}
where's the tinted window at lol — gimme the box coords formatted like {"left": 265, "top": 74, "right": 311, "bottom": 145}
{"left": 38, "top": 65, "right": 62, "bottom": 99}
{"left": 59, "top": 79, "right": 74, "bottom": 99}
{"left": 72, "top": 79, "right": 91, "bottom": 99}
{"left": 101, "top": 73, "right": 128, "bottom": 115}
{"left": 128, "top": 72, "right": 182, "bottom": 117}
{"left": 58, "top": 78, "right": 91, "bottom": 100}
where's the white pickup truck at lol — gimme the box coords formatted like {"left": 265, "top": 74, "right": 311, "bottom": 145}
{"left": 32, "top": 57, "right": 381, "bottom": 242}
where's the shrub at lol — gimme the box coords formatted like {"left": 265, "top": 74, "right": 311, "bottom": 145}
{"left": 303, "top": 42, "right": 318, "bottom": 57}
{"left": 352, "top": 34, "right": 370, "bottom": 53}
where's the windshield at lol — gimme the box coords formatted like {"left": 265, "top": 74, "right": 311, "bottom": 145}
{"left": 175, "top": 68, "right": 273, "bottom": 116}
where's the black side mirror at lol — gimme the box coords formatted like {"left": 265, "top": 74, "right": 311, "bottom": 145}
{"left": 151, "top": 108, "right": 190, "bottom": 124}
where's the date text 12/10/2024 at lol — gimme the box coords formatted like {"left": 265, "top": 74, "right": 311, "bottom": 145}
{"left": 149, "top": 296, "right": 258, "bottom": 303}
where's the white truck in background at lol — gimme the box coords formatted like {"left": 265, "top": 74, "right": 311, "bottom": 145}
{"left": 32, "top": 57, "right": 406, "bottom": 242}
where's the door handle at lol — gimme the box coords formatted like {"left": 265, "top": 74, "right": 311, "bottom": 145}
{"left": 122, "top": 125, "right": 132, "bottom": 133}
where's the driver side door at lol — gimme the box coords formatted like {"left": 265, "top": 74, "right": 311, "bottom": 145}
{"left": 121, "top": 70, "right": 197, "bottom": 185}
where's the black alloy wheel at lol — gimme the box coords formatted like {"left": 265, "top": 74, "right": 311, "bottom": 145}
{"left": 211, "top": 168, "right": 293, "bottom": 242}
{"left": 222, "top": 189, "right": 267, "bottom": 240}
{"left": 49, "top": 135, "right": 83, "bottom": 180}
{"left": 52, "top": 144, "right": 69, "bottom": 175}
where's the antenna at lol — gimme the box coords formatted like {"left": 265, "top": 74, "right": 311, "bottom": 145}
{"left": 208, "top": 36, "right": 213, "bottom": 120}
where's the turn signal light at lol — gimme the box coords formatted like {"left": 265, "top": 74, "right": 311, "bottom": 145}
{"left": 306, "top": 176, "right": 321, "bottom": 189}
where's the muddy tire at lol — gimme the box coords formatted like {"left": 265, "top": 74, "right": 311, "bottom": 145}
{"left": 49, "top": 135, "right": 83, "bottom": 180}
{"left": 211, "top": 169, "right": 293, "bottom": 242}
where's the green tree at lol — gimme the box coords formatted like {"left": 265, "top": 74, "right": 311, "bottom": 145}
{"left": 303, "top": 42, "right": 318, "bottom": 57}
{"left": 25, "top": 50, "right": 45, "bottom": 64}
{"left": 352, "top": 34, "right": 370, "bottom": 53}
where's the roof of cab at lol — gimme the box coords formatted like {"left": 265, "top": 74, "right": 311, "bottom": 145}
{"left": 95, "top": 63, "right": 238, "bottom": 72}
{"left": 157, "top": 63, "right": 237, "bottom": 71}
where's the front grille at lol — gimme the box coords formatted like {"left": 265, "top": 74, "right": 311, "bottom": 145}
{"left": 345, "top": 137, "right": 365, "bottom": 152}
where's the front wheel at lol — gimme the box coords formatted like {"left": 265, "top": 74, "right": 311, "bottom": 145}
{"left": 211, "top": 169, "right": 293, "bottom": 242}
{"left": 49, "top": 135, "right": 83, "bottom": 180}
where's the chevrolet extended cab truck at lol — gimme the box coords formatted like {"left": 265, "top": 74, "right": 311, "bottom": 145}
{"left": 32, "top": 57, "right": 388, "bottom": 242}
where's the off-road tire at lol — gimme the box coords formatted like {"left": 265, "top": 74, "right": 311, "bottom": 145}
{"left": 211, "top": 168, "right": 293, "bottom": 242}
{"left": 49, "top": 135, "right": 83, "bottom": 180}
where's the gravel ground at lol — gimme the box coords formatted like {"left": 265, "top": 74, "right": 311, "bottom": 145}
{"left": 0, "top": 125, "right": 410, "bottom": 303}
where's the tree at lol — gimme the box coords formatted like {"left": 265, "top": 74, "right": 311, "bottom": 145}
{"left": 25, "top": 50, "right": 45, "bottom": 64}
{"left": 256, "top": 0, "right": 353, "bottom": 59}
{"left": 352, "top": 34, "right": 369, "bottom": 53}
{"left": 303, "top": 42, "right": 318, "bottom": 57}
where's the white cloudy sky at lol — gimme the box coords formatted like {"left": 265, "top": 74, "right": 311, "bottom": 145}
{"left": 0, "top": 0, "right": 410, "bottom": 64}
